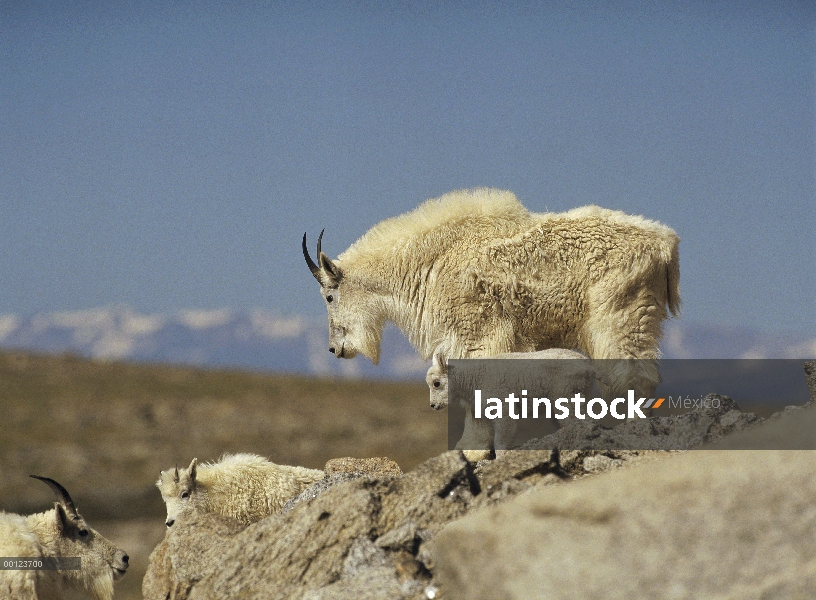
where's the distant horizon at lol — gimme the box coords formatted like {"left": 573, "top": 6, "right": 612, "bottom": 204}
{"left": 0, "top": 302, "right": 813, "bottom": 341}
{"left": 0, "top": 305, "right": 812, "bottom": 380}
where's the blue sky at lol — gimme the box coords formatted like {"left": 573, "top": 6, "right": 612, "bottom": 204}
{"left": 1, "top": 1, "right": 814, "bottom": 336}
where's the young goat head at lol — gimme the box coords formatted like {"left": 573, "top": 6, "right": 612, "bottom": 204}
{"left": 156, "top": 458, "right": 198, "bottom": 528}
{"left": 426, "top": 352, "right": 449, "bottom": 410}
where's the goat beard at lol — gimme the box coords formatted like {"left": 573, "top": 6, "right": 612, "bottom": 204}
{"left": 68, "top": 568, "right": 115, "bottom": 600}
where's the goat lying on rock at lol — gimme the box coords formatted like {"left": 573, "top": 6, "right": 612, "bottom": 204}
{"left": 0, "top": 475, "right": 129, "bottom": 600}
{"left": 157, "top": 453, "right": 325, "bottom": 527}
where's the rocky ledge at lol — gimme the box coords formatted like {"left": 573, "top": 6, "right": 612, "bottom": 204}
{"left": 143, "top": 364, "right": 816, "bottom": 599}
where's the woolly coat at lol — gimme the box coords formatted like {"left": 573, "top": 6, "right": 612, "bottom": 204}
{"left": 158, "top": 453, "right": 325, "bottom": 526}
{"left": 0, "top": 509, "right": 122, "bottom": 600}
{"left": 319, "top": 189, "right": 679, "bottom": 396}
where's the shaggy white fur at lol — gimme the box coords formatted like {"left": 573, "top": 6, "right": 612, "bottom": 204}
{"left": 157, "top": 453, "right": 325, "bottom": 527}
{"left": 307, "top": 188, "right": 679, "bottom": 399}
{"left": 0, "top": 492, "right": 128, "bottom": 600}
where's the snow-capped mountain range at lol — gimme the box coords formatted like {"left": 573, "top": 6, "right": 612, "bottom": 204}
{"left": 0, "top": 306, "right": 427, "bottom": 379}
{"left": 0, "top": 306, "right": 812, "bottom": 379}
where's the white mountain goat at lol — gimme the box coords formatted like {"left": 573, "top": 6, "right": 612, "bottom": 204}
{"left": 156, "top": 453, "right": 325, "bottom": 527}
{"left": 428, "top": 349, "right": 596, "bottom": 454}
{"left": 0, "top": 476, "right": 129, "bottom": 600}
{"left": 303, "top": 188, "right": 680, "bottom": 399}
{"left": 427, "top": 348, "right": 592, "bottom": 410}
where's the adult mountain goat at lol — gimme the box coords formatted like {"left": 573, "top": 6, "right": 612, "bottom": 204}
{"left": 303, "top": 189, "right": 680, "bottom": 397}
{"left": 0, "top": 476, "right": 129, "bottom": 600}
{"left": 157, "top": 453, "right": 324, "bottom": 527}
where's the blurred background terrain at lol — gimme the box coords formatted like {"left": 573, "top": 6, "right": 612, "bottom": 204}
{"left": 0, "top": 349, "right": 445, "bottom": 600}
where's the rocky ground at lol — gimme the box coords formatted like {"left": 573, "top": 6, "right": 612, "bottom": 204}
{"left": 4, "top": 352, "right": 815, "bottom": 599}
{"left": 142, "top": 362, "right": 816, "bottom": 599}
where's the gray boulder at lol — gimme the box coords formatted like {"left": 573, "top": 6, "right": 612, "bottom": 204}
{"left": 433, "top": 405, "right": 816, "bottom": 600}
{"left": 141, "top": 511, "right": 247, "bottom": 600}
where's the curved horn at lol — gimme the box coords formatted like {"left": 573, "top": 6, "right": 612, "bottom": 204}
{"left": 302, "top": 232, "right": 322, "bottom": 283}
{"left": 303, "top": 231, "right": 323, "bottom": 282}
{"left": 30, "top": 475, "right": 78, "bottom": 518}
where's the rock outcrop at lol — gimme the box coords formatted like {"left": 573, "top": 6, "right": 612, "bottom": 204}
{"left": 143, "top": 450, "right": 570, "bottom": 599}
{"left": 143, "top": 387, "right": 816, "bottom": 599}
{"left": 433, "top": 406, "right": 816, "bottom": 599}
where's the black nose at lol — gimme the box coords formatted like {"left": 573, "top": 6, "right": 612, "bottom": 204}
{"left": 122, "top": 555, "right": 129, "bottom": 564}
{"left": 166, "top": 519, "right": 174, "bottom": 528}
{"left": 329, "top": 347, "right": 335, "bottom": 354}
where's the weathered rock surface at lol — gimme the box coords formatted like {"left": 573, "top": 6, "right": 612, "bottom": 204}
{"left": 142, "top": 448, "right": 573, "bottom": 599}
{"left": 141, "top": 511, "right": 247, "bottom": 600}
{"left": 143, "top": 387, "right": 816, "bottom": 599}
{"left": 433, "top": 404, "right": 816, "bottom": 600}
{"left": 520, "top": 393, "right": 761, "bottom": 451}
{"left": 324, "top": 456, "right": 403, "bottom": 477}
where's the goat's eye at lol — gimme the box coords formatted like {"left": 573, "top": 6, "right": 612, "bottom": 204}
{"left": 79, "top": 529, "right": 89, "bottom": 537}
{"left": 326, "top": 294, "right": 333, "bottom": 303}
{"left": 181, "top": 491, "right": 189, "bottom": 499}
{"left": 433, "top": 381, "right": 441, "bottom": 388}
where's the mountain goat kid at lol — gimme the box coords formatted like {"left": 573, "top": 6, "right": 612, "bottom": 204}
{"left": 428, "top": 349, "right": 596, "bottom": 456}
{"left": 427, "top": 348, "right": 593, "bottom": 411}
{"left": 0, "top": 475, "right": 129, "bottom": 600}
{"left": 157, "top": 453, "right": 324, "bottom": 527}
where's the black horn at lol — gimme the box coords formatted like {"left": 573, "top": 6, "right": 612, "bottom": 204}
{"left": 30, "top": 475, "right": 79, "bottom": 518}
{"left": 302, "top": 231, "right": 322, "bottom": 283}
{"left": 316, "top": 229, "right": 324, "bottom": 258}
{"left": 173, "top": 465, "right": 179, "bottom": 483}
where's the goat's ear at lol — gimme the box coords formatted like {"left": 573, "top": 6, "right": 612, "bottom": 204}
{"left": 319, "top": 254, "right": 342, "bottom": 285}
{"left": 316, "top": 230, "right": 343, "bottom": 286}
{"left": 188, "top": 458, "right": 198, "bottom": 482}
{"left": 55, "top": 503, "right": 70, "bottom": 532}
